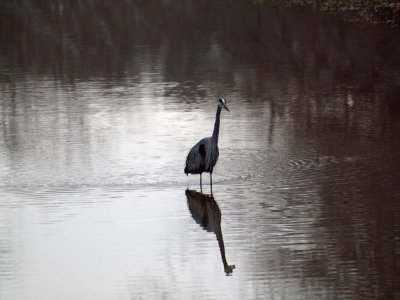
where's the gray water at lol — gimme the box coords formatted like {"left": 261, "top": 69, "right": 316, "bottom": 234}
{"left": 1, "top": 1, "right": 400, "bottom": 299}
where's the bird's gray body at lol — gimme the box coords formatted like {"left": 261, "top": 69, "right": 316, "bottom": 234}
{"left": 184, "top": 137, "right": 219, "bottom": 175}
{"left": 184, "top": 98, "right": 229, "bottom": 189}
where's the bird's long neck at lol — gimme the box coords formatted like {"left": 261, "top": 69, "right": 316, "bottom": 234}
{"left": 212, "top": 106, "right": 222, "bottom": 143}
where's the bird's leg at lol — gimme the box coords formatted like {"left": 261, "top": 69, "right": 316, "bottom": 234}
{"left": 200, "top": 173, "right": 202, "bottom": 193}
{"left": 210, "top": 172, "right": 213, "bottom": 194}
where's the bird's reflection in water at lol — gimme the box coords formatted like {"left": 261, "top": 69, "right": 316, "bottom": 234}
{"left": 185, "top": 189, "right": 236, "bottom": 275}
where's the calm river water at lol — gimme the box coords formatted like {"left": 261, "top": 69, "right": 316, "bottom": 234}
{"left": 1, "top": 1, "right": 400, "bottom": 299}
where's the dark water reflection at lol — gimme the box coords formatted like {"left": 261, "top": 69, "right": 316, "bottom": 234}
{"left": 186, "top": 189, "right": 235, "bottom": 275}
{"left": 1, "top": 0, "right": 400, "bottom": 299}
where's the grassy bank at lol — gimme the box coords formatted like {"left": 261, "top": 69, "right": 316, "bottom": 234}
{"left": 257, "top": 0, "right": 400, "bottom": 27}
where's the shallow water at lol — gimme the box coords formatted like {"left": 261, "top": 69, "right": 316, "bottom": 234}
{"left": 1, "top": 1, "right": 400, "bottom": 299}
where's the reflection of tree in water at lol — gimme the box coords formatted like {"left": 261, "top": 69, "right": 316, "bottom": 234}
{"left": 185, "top": 189, "right": 235, "bottom": 275}
{"left": 274, "top": 157, "right": 400, "bottom": 299}
{"left": 2, "top": 0, "right": 399, "bottom": 88}
{"left": 314, "top": 169, "right": 400, "bottom": 299}
{"left": 2, "top": 0, "right": 399, "bottom": 132}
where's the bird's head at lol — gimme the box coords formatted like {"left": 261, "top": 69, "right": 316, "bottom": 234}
{"left": 218, "top": 98, "right": 230, "bottom": 112}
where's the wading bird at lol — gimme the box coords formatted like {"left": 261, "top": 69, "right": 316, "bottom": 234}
{"left": 184, "top": 98, "right": 230, "bottom": 191}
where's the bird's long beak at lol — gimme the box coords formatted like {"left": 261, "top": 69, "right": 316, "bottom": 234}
{"left": 224, "top": 105, "right": 230, "bottom": 112}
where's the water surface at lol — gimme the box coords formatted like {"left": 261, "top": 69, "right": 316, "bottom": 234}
{"left": 1, "top": 1, "right": 400, "bottom": 299}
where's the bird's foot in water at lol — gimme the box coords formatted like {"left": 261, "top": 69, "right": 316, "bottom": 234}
{"left": 225, "top": 264, "right": 236, "bottom": 275}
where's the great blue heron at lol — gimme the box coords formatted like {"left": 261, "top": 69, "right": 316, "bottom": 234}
{"left": 184, "top": 98, "right": 230, "bottom": 190}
